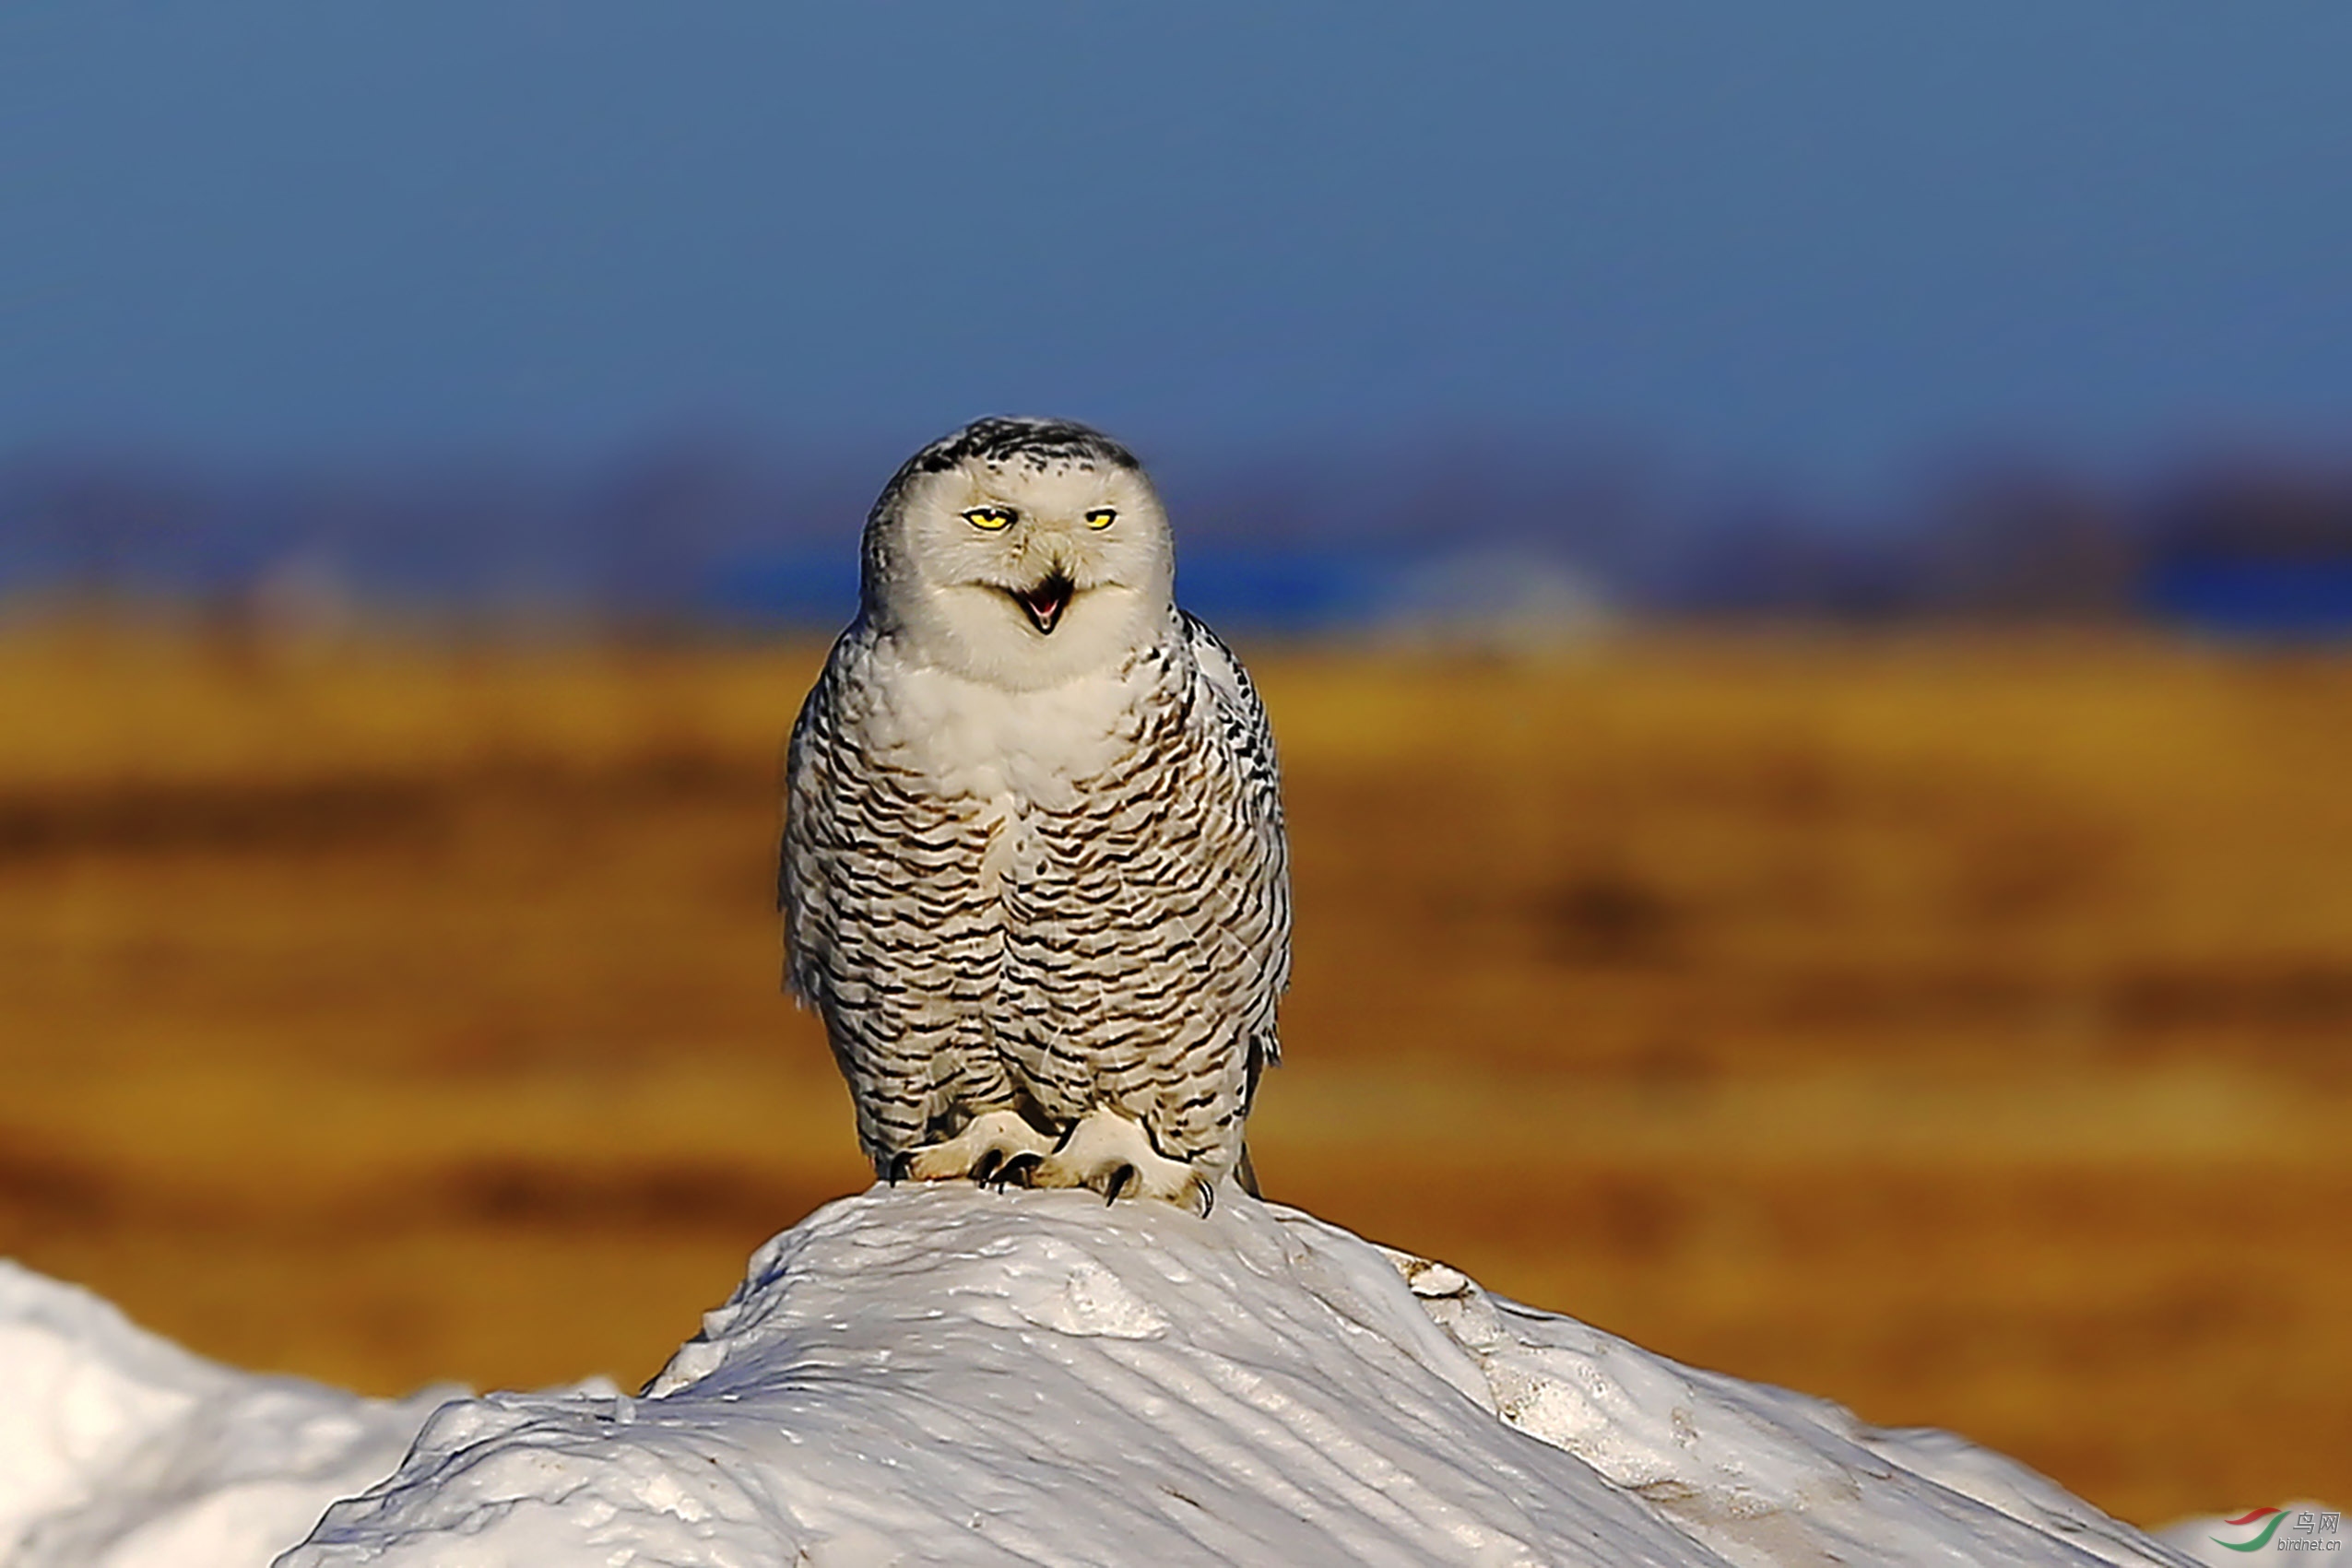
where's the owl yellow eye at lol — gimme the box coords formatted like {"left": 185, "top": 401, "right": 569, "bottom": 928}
{"left": 963, "top": 505, "right": 1016, "bottom": 531}
{"left": 1084, "top": 507, "right": 1117, "bottom": 530}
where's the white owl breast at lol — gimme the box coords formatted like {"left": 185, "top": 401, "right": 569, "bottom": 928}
{"left": 848, "top": 635, "right": 1151, "bottom": 812}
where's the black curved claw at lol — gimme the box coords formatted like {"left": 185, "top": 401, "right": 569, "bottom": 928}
{"left": 971, "top": 1149, "right": 1004, "bottom": 1185}
{"left": 1103, "top": 1164, "right": 1136, "bottom": 1205}
{"left": 994, "top": 1152, "right": 1043, "bottom": 1190}
{"left": 1198, "top": 1179, "right": 1215, "bottom": 1218}
{"left": 885, "top": 1151, "right": 913, "bottom": 1186}
{"left": 1050, "top": 1120, "right": 1081, "bottom": 1154}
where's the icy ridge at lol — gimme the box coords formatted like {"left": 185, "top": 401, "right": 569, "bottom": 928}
{"left": 0, "top": 1260, "right": 456, "bottom": 1568}
{"left": 270, "top": 1185, "right": 2198, "bottom": 1568}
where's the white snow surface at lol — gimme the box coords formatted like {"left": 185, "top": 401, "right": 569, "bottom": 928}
{"left": 4, "top": 1185, "right": 2252, "bottom": 1566}
{"left": 256, "top": 1183, "right": 2201, "bottom": 1568}
{"left": 0, "top": 1261, "right": 458, "bottom": 1568}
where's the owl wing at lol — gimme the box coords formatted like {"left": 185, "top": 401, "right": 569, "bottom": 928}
{"left": 782, "top": 636, "right": 984, "bottom": 1166}
{"left": 779, "top": 644, "right": 838, "bottom": 1008}
{"left": 1179, "top": 609, "right": 1292, "bottom": 1067}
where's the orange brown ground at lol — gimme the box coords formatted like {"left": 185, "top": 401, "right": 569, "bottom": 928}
{"left": 1, "top": 619, "right": 2346, "bottom": 1527}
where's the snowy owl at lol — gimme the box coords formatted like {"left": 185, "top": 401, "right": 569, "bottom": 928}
{"left": 782, "top": 417, "right": 1290, "bottom": 1213}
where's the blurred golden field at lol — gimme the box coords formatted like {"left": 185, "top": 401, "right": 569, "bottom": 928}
{"left": 2, "top": 618, "right": 2346, "bottom": 1528}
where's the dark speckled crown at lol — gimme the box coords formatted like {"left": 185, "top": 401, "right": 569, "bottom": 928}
{"left": 867, "top": 417, "right": 1141, "bottom": 527}
{"left": 907, "top": 416, "right": 1140, "bottom": 477}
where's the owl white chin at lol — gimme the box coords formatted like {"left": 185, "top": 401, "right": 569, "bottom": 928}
{"left": 899, "top": 576, "right": 1170, "bottom": 692}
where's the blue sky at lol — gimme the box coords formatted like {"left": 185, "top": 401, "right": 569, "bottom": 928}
{"left": 3, "top": 3, "right": 2346, "bottom": 502}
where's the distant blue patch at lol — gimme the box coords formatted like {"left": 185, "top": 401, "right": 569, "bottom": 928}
{"left": 2144, "top": 556, "right": 2352, "bottom": 639}
{"left": 1175, "top": 550, "right": 1406, "bottom": 632}
{"left": 698, "top": 550, "right": 862, "bottom": 631}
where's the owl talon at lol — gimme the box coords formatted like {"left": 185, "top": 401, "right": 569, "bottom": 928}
{"left": 901, "top": 1110, "right": 1055, "bottom": 1185}
{"left": 1024, "top": 1109, "right": 1215, "bottom": 1213}
{"left": 995, "top": 1152, "right": 1041, "bottom": 1189}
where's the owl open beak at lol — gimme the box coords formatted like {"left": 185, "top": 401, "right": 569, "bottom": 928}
{"left": 1011, "top": 571, "right": 1074, "bottom": 635}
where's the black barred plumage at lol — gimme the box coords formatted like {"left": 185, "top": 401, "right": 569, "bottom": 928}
{"left": 782, "top": 419, "right": 1288, "bottom": 1207}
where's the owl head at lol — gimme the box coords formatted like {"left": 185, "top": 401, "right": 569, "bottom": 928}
{"left": 858, "top": 417, "right": 1176, "bottom": 690}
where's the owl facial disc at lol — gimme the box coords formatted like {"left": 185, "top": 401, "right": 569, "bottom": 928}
{"left": 1011, "top": 570, "right": 1074, "bottom": 635}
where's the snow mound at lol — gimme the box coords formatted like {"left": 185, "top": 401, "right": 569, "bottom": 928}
{"left": 0, "top": 1261, "right": 455, "bottom": 1568}
{"left": 274, "top": 1185, "right": 2199, "bottom": 1568}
